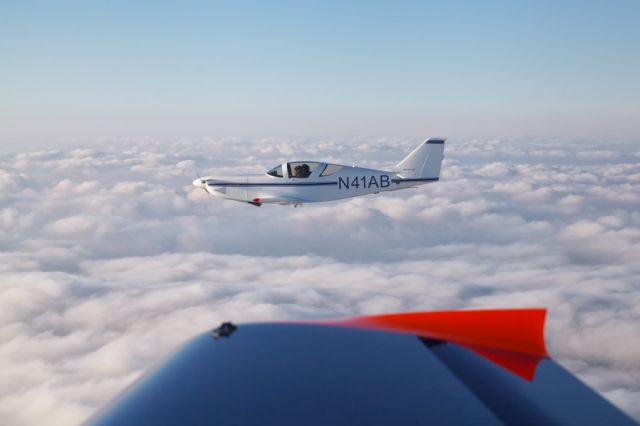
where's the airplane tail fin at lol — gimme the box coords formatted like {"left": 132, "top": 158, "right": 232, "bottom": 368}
{"left": 394, "top": 138, "right": 445, "bottom": 179}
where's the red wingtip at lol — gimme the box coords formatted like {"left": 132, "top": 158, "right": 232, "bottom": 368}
{"left": 330, "top": 309, "right": 548, "bottom": 357}
{"left": 317, "top": 308, "right": 548, "bottom": 380}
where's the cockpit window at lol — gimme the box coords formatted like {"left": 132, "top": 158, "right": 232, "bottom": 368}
{"left": 267, "top": 164, "right": 283, "bottom": 178}
{"left": 288, "top": 162, "right": 319, "bottom": 178}
{"left": 320, "top": 164, "right": 342, "bottom": 177}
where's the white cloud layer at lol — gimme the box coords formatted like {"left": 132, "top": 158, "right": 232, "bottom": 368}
{"left": 1, "top": 137, "right": 639, "bottom": 424}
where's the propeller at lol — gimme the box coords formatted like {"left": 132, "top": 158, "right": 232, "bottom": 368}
{"left": 194, "top": 171, "right": 208, "bottom": 192}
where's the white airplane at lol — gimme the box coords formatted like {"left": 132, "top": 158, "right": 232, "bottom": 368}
{"left": 193, "top": 138, "right": 445, "bottom": 207}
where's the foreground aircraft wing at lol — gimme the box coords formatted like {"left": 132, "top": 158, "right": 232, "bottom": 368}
{"left": 89, "top": 309, "right": 636, "bottom": 426}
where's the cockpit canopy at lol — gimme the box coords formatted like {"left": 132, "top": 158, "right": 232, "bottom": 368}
{"left": 266, "top": 162, "right": 343, "bottom": 179}
{"left": 266, "top": 164, "right": 284, "bottom": 178}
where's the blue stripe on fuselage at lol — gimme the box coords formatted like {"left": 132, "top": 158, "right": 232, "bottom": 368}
{"left": 206, "top": 181, "right": 338, "bottom": 187}
{"left": 391, "top": 177, "right": 439, "bottom": 184}
{"left": 206, "top": 177, "right": 437, "bottom": 187}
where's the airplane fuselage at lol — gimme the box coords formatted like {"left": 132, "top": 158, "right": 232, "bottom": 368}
{"left": 195, "top": 165, "right": 436, "bottom": 206}
{"left": 193, "top": 138, "right": 445, "bottom": 206}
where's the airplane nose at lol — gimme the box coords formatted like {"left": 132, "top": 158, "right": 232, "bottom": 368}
{"left": 193, "top": 178, "right": 206, "bottom": 189}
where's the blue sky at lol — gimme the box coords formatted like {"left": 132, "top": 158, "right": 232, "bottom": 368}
{"left": 1, "top": 1, "right": 639, "bottom": 147}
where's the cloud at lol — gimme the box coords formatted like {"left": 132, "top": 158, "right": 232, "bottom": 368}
{"left": 0, "top": 138, "right": 639, "bottom": 424}
{"left": 45, "top": 216, "right": 96, "bottom": 235}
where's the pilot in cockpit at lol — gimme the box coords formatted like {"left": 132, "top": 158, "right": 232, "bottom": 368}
{"left": 293, "top": 164, "right": 311, "bottom": 178}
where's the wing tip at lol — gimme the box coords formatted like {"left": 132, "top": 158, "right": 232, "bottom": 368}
{"left": 319, "top": 308, "right": 549, "bottom": 357}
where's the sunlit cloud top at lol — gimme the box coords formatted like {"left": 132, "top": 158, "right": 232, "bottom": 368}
{"left": 0, "top": 137, "right": 639, "bottom": 424}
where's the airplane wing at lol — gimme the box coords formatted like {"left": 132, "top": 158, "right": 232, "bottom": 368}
{"left": 88, "top": 309, "right": 637, "bottom": 426}
{"left": 249, "top": 196, "right": 306, "bottom": 206}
